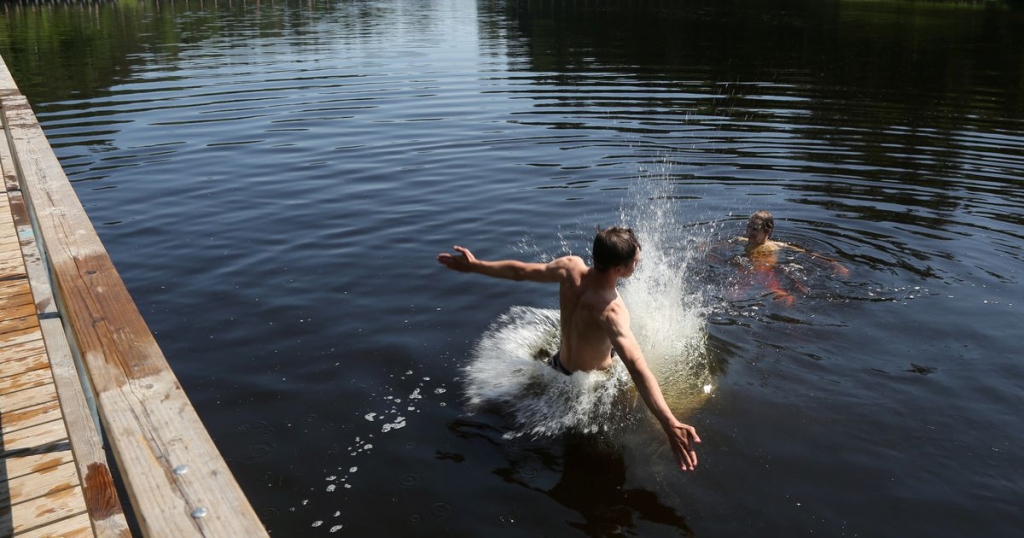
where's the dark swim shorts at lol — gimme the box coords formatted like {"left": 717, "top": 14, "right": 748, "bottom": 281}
{"left": 549, "top": 351, "right": 572, "bottom": 376}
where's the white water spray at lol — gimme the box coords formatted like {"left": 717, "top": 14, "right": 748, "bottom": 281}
{"left": 463, "top": 174, "right": 715, "bottom": 439}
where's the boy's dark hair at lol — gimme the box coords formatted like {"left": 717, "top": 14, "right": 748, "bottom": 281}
{"left": 749, "top": 210, "right": 775, "bottom": 237}
{"left": 593, "top": 227, "right": 641, "bottom": 272}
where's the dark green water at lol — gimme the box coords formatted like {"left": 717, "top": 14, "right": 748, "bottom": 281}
{"left": 2, "top": 1, "right": 1022, "bottom": 535}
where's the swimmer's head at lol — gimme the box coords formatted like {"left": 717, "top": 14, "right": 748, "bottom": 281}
{"left": 746, "top": 210, "right": 775, "bottom": 244}
{"left": 593, "top": 226, "right": 641, "bottom": 273}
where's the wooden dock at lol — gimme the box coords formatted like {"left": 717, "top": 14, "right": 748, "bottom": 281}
{"left": 0, "top": 54, "right": 266, "bottom": 536}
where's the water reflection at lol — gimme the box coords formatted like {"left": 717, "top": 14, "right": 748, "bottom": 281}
{"left": 449, "top": 418, "right": 695, "bottom": 536}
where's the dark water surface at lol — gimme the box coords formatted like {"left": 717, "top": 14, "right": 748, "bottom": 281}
{"left": 3, "top": 0, "right": 1023, "bottom": 536}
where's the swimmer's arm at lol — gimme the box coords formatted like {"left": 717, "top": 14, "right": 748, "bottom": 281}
{"left": 437, "top": 246, "right": 574, "bottom": 283}
{"left": 604, "top": 307, "right": 701, "bottom": 472}
{"left": 785, "top": 244, "right": 850, "bottom": 276}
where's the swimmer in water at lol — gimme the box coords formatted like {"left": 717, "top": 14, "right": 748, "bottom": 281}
{"left": 736, "top": 210, "right": 848, "bottom": 305}
{"left": 437, "top": 227, "right": 701, "bottom": 472}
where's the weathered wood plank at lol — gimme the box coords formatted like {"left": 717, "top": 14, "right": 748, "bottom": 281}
{"left": 15, "top": 512, "right": 94, "bottom": 538}
{"left": 0, "top": 277, "right": 31, "bottom": 295}
{"left": 0, "top": 366, "right": 53, "bottom": 395}
{"left": 1, "top": 65, "right": 266, "bottom": 537}
{"left": 8, "top": 190, "right": 56, "bottom": 315}
{"left": 0, "top": 338, "right": 46, "bottom": 363}
{"left": 0, "top": 399, "right": 62, "bottom": 436}
{"left": 0, "top": 325, "right": 42, "bottom": 349}
{"left": 4, "top": 460, "right": 80, "bottom": 506}
{"left": 0, "top": 419, "right": 67, "bottom": 454}
{"left": 0, "top": 382, "right": 57, "bottom": 415}
{"left": 1, "top": 452, "right": 75, "bottom": 484}
{"left": 0, "top": 119, "right": 17, "bottom": 192}
{"left": 39, "top": 317, "right": 130, "bottom": 537}
{"left": 0, "top": 310, "right": 38, "bottom": 337}
{"left": 0, "top": 256, "right": 27, "bottom": 279}
{"left": 0, "top": 351, "right": 49, "bottom": 383}
{"left": 0, "top": 482, "right": 88, "bottom": 535}
{"left": 0, "top": 288, "right": 33, "bottom": 312}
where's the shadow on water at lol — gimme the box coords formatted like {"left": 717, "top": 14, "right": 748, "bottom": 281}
{"left": 448, "top": 418, "right": 695, "bottom": 537}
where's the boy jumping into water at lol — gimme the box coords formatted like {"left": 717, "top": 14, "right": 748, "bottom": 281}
{"left": 437, "top": 227, "right": 701, "bottom": 472}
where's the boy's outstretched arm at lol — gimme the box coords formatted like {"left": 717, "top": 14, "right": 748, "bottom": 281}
{"left": 437, "top": 245, "right": 568, "bottom": 283}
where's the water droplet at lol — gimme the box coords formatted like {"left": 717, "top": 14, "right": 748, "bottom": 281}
{"left": 431, "top": 502, "right": 452, "bottom": 518}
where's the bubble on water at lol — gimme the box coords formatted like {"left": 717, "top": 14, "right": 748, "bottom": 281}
{"left": 364, "top": 413, "right": 377, "bottom": 422}
{"left": 434, "top": 387, "right": 446, "bottom": 394}
{"left": 330, "top": 525, "right": 343, "bottom": 532}
{"left": 431, "top": 502, "right": 452, "bottom": 518}
{"left": 312, "top": 520, "right": 323, "bottom": 528}
{"left": 381, "top": 417, "right": 407, "bottom": 433}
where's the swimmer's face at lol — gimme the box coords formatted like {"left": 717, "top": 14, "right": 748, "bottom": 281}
{"left": 746, "top": 219, "right": 770, "bottom": 244}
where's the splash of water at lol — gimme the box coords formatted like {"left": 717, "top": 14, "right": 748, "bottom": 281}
{"left": 463, "top": 175, "right": 715, "bottom": 438}
{"left": 619, "top": 175, "right": 716, "bottom": 400}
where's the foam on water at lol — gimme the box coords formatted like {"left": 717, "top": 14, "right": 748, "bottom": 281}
{"left": 463, "top": 174, "right": 715, "bottom": 439}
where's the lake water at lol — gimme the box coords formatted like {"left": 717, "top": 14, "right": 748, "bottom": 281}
{"left": 2, "top": 0, "right": 1023, "bottom": 535}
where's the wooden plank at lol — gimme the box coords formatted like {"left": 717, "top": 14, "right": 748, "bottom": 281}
{"left": 0, "top": 114, "right": 17, "bottom": 192}
{"left": 0, "top": 483, "right": 87, "bottom": 535}
{"left": 0, "top": 382, "right": 57, "bottom": 415}
{"left": 0, "top": 277, "right": 31, "bottom": 295}
{"left": 0, "top": 366, "right": 53, "bottom": 395}
{"left": 1, "top": 62, "right": 266, "bottom": 536}
{"left": 39, "top": 318, "right": 130, "bottom": 537}
{"left": 0, "top": 311, "right": 38, "bottom": 337}
{"left": 0, "top": 351, "right": 49, "bottom": 381}
{"left": 4, "top": 460, "right": 79, "bottom": 505}
{"left": 0, "top": 399, "right": 62, "bottom": 435}
{"left": 0, "top": 419, "right": 67, "bottom": 454}
{"left": 0, "top": 288, "right": 33, "bottom": 312}
{"left": 0, "top": 256, "right": 27, "bottom": 280}
{"left": 0, "top": 451, "right": 74, "bottom": 483}
{"left": 9, "top": 191, "right": 56, "bottom": 315}
{"left": 0, "top": 338, "right": 46, "bottom": 363}
{"left": 15, "top": 512, "right": 94, "bottom": 538}
{"left": 0, "top": 324, "right": 42, "bottom": 349}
